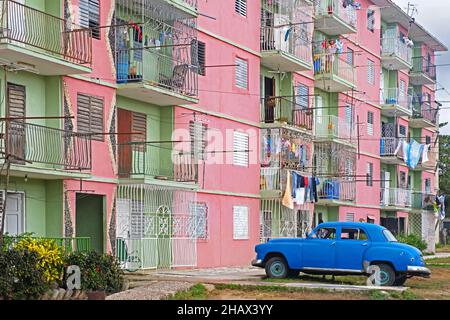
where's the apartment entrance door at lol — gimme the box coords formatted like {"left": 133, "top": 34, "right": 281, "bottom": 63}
{"left": 76, "top": 194, "right": 104, "bottom": 253}
{"left": 3, "top": 193, "right": 24, "bottom": 236}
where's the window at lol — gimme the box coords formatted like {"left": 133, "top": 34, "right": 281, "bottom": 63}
{"left": 295, "top": 84, "right": 309, "bottom": 109}
{"left": 346, "top": 48, "right": 354, "bottom": 66}
{"left": 399, "top": 80, "right": 406, "bottom": 98}
{"left": 189, "top": 202, "right": 208, "bottom": 239}
{"left": 233, "top": 131, "right": 249, "bottom": 167}
{"left": 235, "top": 57, "right": 248, "bottom": 89}
{"left": 367, "top": 111, "right": 374, "bottom": 135}
{"left": 366, "top": 162, "right": 373, "bottom": 186}
{"left": 77, "top": 93, "right": 104, "bottom": 141}
{"left": 425, "top": 136, "right": 431, "bottom": 145}
{"left": 341, "top": 228, "right": 368, "bottom": 241}
{"left": 79, "top": 0, "right": 100, "bottom": 39}
{"left": 367, "top": 59, "right": 375, "bottom": 84}
{"left": 131, "top": 111, "right": 146, "bottom": 151}
{"left": 313, "top": 228, "right": 336, "bottom": 240}
{"left": 367, "top": 9, "right": 375, "bottom": 32}
{"left": 346, "top": 213, "right": 355, "bottom": 222}
{"left": 192, "top": 40, "right": 206, "bottom": 76}
{"left": 235, "top": 0, "right": 247, "bottom": 17}
{"left": 345, "top": 105, "right": 353, "bottom": 127}
{"left": 233, "top": 206, "right": 249, "bottom": 239}
{"left": 399, "top": 125, "right": 406, "bottom": 137}
{"left": 425, "top": 178, "right": 431, "bottom": 193}
{"left": 400, "top": 171, "right": 407, "bottom": 188}
{"left": 190, "top": 121, "right": 208, "bottom": 160}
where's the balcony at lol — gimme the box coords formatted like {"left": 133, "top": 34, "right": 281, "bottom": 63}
{"left": 380, "top": 88, "right": 413, "bottom": 117}
{"left": 260, "top": 96, "right": 313, "bottom": 131}
{"left": 116, "top": 47, "right": 198, "bottom": 106}
{"left": 314, "top": 54, "right": 356, "bottom": 92}
{"left": 260, "top": 26, "right": 312, "bottom": 72}
{"left": 314, "top": 0, "right": 357, "bottom": 35}
{"left": 380, "top": 188, "right": 412, "bottom": 209}
{"left": 0, "top": 121, "right": 92, "bottom": 178}
{"left": 412, "top": 192, "right": 436, "bottom": 212}
{"left": 314, "top": 115, "right": 356, "bottom": 144}
{"left": 118, "top": 142, "right": 197, "bottom": 185}
{"left": 380, "top": 137, "right": 404, "bottom": 164}
{"left": 380, "top": 38, "right": 413, "bottom": 70}
{"left": 0, "top": 0, "right": 92, "bottom": 75}
{"left": 317, "top": 178, "right": 356, "bottom": 204}
{"left": 410, "top": 102, "right": 439, "bottom": 129}
{"left": 410, "top": 57, "right": 436, "bottom": 85}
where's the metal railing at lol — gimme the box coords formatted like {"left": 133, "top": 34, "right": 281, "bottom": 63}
{"left": 380, "top": 137, "right": 403, "bottom": 157}
{"left": 412, "top": 102, "right": 439, "bottom": 125}
{"left": 116, "top": 46, "right": 198, "bottom": 98}
{"left": 317, "top": 178, "right": 356, "bottom": 202}
{"left": 315, "top": 0, "right": 357, "bottom": 28}
{"left": 315, "top": 115, "right": 356, "bottom": 141}
{"left": 0, "top": 121, "right": 92, "bottom": 170}
{"left": 314, "top": 54, "right": 356, "bottom": 85}
{"left": 380, "top": 88, "right": 413, "bottom": 111}
{"left": 412, "top": 57, "right": 436, "bottom": 81}
{"left": 0, "top": 0, "right": 92, "bottom": 65}
{"left": 412, "top": 192, "right": 435, "bottom": 211}
{"left": 380, "top": 188, "right": 412, "bottom": 208}
{"left": 260, "top": 25, "right": 312, "bottom": 65}
{"left": 5, "top": 236, "right": 91, "bottom": 253}
{"left": 260, "top": 96, "right": 313, "bottom": 130}
{"left": 381, "top": 37, "right": 413, "bottom": 65}
{"left": 118, "top": 142, "right": 197, "bottom": 183}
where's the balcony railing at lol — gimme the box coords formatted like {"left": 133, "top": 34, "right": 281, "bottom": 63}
{"left": 380, "top": 137, "right": 403, "bottom": 157}
{"left": 380, "top": 188, "right": 412, "bottom": 208}
{"left": 118, "top": 142, "right": 197, "bottom": 183}
{"left": 261, "top": 96, "right": 313, "bottom": 130}
{"left": 315, "top": 115, "right": 356, "bottom": 142}
{"left": 381, "top": 37, "right": 413, "bottom": 65}
{"left": 0, "top": 0, "right": 92, "bottom": 65}
{"left": 260, "top": 26, "right": 312, "bottom": 65}
{"left": 412, "top": 192, "right": 436, "bottom": 211}
{"left": 412, "top": 102, "right": 439, "bottom": 125}
{"left": 0, "top": 121, "right": 92, "bottom": 170}
{"left": 261, "top": 167, "right": 282, "bottom": 191}
{"left": 116, "top": 47, "right": 198, "bottom": 98}
{"left": 314, "top": 54, "right": 356, "bottom": 85}
{"left": 380, "top": 88, "right": 413, "bottom": 111}
{"left": 5, "top": 236, "right": 91, "bottom": 253}
{"left": 315, "top": 0, "right": 357, "bottom": 28}
{"left": 318, "top": 178, "right": 356, "bottom": 202}
{"left": 412, "top": 57, "right": 436, "bottom": 81}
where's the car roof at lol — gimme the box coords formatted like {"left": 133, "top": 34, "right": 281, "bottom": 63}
{"left": 317, "top": 222, "right": 385, "bottom": 232}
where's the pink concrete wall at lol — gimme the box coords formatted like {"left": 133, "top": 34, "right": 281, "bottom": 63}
{"left": 339, "top": 206, "right": 381, "bottom": 225}
{"left": 355, "top": 154, "right": 381, "bottom": 207}
{"left": 195, "top": 193, "right": 260, "bottom": 268}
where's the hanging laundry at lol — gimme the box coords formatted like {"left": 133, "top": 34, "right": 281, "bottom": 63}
{"left": 402, "top": 140, "right": 410, "bottom": 165}
{"left": 438, "top": 194, "right": 446, "bottom": 221}
{"left": 407, "top": 140, "right": 424, "bottom": 169}
{"left": 284, "top": 26, "right": 293, "bottom": 42}
{"left": 282, "top": 172, "right": 294, "bottom": 209}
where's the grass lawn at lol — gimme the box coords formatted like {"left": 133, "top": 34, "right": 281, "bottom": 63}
{"left": 171, "top": 258, "right": 450, "bottom": 300}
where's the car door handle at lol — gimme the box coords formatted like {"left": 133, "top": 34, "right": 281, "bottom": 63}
{"left": 331, "top": 241, "right": 336, "bottom": 246}
{"left": 362, "top": 243, "right": 368, "bottom": 246}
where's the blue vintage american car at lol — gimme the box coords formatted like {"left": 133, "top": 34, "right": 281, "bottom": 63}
{"left": 252, "top": 222, "right": 430, "bottom": 286}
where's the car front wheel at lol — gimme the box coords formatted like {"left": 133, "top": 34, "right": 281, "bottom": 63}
{"left": 265, "top": 257, "right": 288, "bottom": 279}
{"left": 393, "top": 274, "right": 407, "bottom": 286}
{"left": 368, "top": 263, "right": 396, "bottom": 287}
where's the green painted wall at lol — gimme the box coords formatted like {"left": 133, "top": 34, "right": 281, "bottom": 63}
{"left": 45, "top": 180, "right": 63, "bottom": 237}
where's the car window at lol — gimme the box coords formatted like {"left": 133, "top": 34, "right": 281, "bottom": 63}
{"left": 340, "top": 228, "right": 368, "bottom": 241}
{"left": 313, "top": 228, "right": 336, "bottom": 240}
{"left": 383, "top": 229, "right": 398, "bottom": 242}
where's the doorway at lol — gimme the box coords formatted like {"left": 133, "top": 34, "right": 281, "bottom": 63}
{"left": 3, "top": 192, "right": 24, "bottom": 236}
{"left": 76, "top": 194, "right": 105, "bottom": 253}
{"left": 264, "top": 77, "right": 276, "bottom": 123}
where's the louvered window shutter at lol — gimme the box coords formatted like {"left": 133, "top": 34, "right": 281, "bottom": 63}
{"left": 197, "top": 41, "right": 206, "bottom": 76}
{"left": 367, "top": 9, "right": 375, "bottom": 32}
{"left": 346, "top": 213, "right": 355, "bottom": 222}
{"left": 235, "top": 0, "right": 247, "bottom": 17}
{"left": 367, "top": 111, "right": 374, "bottom": 136}
{"left": 7, "top": 83, "right": 26, "bottom": 118}
{"left": 80, "top": 0, "right": 100, "bottom": 39}
{"left": 233, "top": 206, "right": 249, "bottom": 239}
{"left": 77, "top": 93, "right": 104, "bottom": 141}
{"left": 235, "top": 57, "right": 248, "bottom": 89}
{"left": 132, "top": 112, "right": 146, "bottom": 150}
{"left": 190, "top": 121, "right": 207, "bottom": 160}
{"left": 367, "top": 59, "right": 375, "bottom": 84}
{"left": 295, "top": 84, "right": 309, "bottom": 109}
{"left": 345, "top": 105, "right": 353, "bottom": 127}
{"left": 233, "top": 131, "right": 249, "bottom": 167}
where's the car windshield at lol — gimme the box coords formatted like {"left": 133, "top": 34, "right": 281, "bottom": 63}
{"left": 383, "top": 229, "right": 398, "bottom": 242}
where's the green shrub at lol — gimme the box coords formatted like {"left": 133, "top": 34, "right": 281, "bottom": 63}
{"left": 64, "top": 251, "right": 124, "bottom": 293}
{"left": 0, "top": 248, "right": 49, "bottom": 300}
{"left": 397, "top": 234, "right": 427, "bottom": 252}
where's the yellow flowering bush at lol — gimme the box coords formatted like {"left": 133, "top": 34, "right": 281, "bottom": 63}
{"left": 14, "top": 238, "right": 64, "bottom": 283}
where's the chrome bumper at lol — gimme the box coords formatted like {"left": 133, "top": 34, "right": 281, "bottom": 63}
{"left": 251, "top": 259, "right": 264, "bottom": 268}
{"left": 407, "top": 266, "right": 431, "bottom": 278}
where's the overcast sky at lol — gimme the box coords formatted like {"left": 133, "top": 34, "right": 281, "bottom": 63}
{"left": 393, "top": 0, "right": 450, "bottom": 134}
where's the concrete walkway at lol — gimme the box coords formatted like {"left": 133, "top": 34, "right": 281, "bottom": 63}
{"left": 424, "top": 252, "right": 450, "bottom": 260}
{"left": 107, "top": 281, "right": 194, "bottom": 300}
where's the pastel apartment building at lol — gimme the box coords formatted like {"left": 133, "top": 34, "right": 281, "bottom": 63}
{"left": 0, "top": 0, "right": 445, "bottom": 270}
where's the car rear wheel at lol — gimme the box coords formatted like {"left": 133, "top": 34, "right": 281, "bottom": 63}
{"left": 265, "top": 257, "right": 288, "bottom": 279}
{"left": 368, "top": 264, "right": 396, "bottom": 287}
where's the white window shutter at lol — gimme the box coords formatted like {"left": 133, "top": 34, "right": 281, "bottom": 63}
{"left": 233, "top": 131, "right": 249, "bottom": 167}
{"left": 235, "top": 57, "right": 248, "bottom": 89}
{"left": 235, "top": 0, "right": 247, "bottom": 17}
{"left": 233, "top": 206, "right": 249, "bottom": 240}
{"left": 367, "top": 111, "right": 374, "bottom": 136}
{"left": 295, "top": 84, "right": 309, "bottom": 109}
{"left": 346, "top": 213, "right": 355, "bottom": 222}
